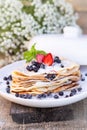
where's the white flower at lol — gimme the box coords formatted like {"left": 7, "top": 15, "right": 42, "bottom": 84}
{"left": 0, "top": 0, "right": 79, "bottom": 63}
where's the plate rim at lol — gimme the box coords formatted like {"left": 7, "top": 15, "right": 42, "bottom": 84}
{"left": 0, "top": 60, "right": 87, "bottom": 108}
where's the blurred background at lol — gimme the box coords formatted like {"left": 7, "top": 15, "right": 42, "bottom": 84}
{"left": 67, "top": 0, "right": 87, "bottom": 34}
{"left": 21, "top": 0, "right": 87, "bottom": 34}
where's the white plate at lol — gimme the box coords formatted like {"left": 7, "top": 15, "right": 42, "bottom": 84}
{"left": 0, "top": 60, "right": 87, "bottom": 108}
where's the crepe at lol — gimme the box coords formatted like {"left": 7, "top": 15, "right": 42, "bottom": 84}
{"left": 10, "top": 58, "right": 81, "bottom": 95}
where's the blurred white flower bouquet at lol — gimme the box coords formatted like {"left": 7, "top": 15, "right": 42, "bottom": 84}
{"left": 0, "top": 0, "right": 78, "bottom": 62}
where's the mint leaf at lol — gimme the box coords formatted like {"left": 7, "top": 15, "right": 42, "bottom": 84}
{"left": 36, "top": 50, "right": 46, "bottom": 55}
{"left": 24, "top": 51, "right": 34, "bottom": 62}
{"left": 23, "top": 43, "right": 46, "bottom": 62}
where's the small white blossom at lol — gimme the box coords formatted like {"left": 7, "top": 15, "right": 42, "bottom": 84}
{"left": 0, "top": 0, "right": 79, "bottom": 63}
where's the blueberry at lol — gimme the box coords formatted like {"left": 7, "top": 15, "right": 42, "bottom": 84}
{"left": 54, "top": 94, "right": 59, "bottom": 99}
{"left": 71, "top": 89, "right": 77, "bottom": 95}
{"left": 51, "top": 74, "right": 56, "bottom": 80}
{"left": 28, "top": 65, "right": 33, "bottom": 71}
{"left": 85, "top": 73, "right": 87, "bottom": 76}
{"left": 32, "top": 61, "right": 40, "bottom": 68}
{"left": 19, "top": 94, "right": 24, "bottom": 98}
{"left": 65, "top": 95, "right": 69, "bottom": 98}
{"left": 33, "top": 65, "right": 39, "bottom": 72}
{"left": 60, "top": 64, "right": 64, "bottom": 68}
{"left": 27, "top": 94, "right": 32, "bottom": 99}
{"left": 47, "top": 92, "right": 52, "bottom": 97}
{"left": 8, "top": 75, "right": 12, "bottom": 81}
{"left": 22, "top": 94, "right": 29, "bottom": 99}
{"left": 81, "top": 77, "right": 85, "bottom": 81}
{"left": 26, "top": 65, "right": 36, "bottom": 71}
{"left": 40, "top": 63, "right": 45, "bottom": 69}
{"left": 37, "top": 94, "right": 43, "bottom": 99}
{"left": 6, "top": 81, "right": 10, "bottom": 85}
{"left": 32, "top": 61, "right": 37, "bottom": 66}
{"left": 54, "top": 56, "right": 61, "bottom": 63}
{"left": 22, "top": 94, "right": 26, "bottom": 98}
{"left": 70, "top": 92, "right": 74, "bottom": 97}
{"left": 36, "top": 63, "right": 41, "bottom": 68}
{"left": 15, "top": 93, "right": 19, "bottom": 97}
{"left": 45, "top": 74, "right": 50, "bottom": 79}
{"left": 3, "top": 77, "right": 8, "bottom": 81}
{"left": 59, "top": 91, "right": 64, "bottom": 96}
{"left": 7, "top": 85, "right": 10, "bottom": 88}
{"left": 37, "top": 93, "right": 47, "bottom": 99}
{"left": 6, "top": 87, "right": 10, "bottom": 93}
{"left": 77, "top": 87, "right": 82, "bottom": 92}
{"left": 26, "top": 65, "right": 31, "bottom": 71}
{"left": 42, "top": 93, "right": 47, "bottom": 98}
{"left": 45, "top": 74, "right": 56, "bottom": 80}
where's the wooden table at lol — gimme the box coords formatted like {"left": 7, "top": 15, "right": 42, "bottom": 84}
{"left": 0, "top": 96, "right": 87, "bottom": 129}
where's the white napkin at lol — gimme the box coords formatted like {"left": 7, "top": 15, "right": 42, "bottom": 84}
{"left": 28, "top": 34, "right": 87, "bottom": 65}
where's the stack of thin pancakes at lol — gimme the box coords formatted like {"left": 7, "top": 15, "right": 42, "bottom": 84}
{"left": 10, "top": 59, "right": 81, "bottom": 95}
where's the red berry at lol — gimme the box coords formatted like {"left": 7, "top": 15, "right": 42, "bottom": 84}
{"left": 36, "top": 54, "right": 45, "bottom": 63}
{"left": 42, "top": 53, "right": 53, "bottom": 66}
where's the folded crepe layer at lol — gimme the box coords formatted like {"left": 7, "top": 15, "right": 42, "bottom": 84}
{"left": 10, "top": 58, "right": 81, "bottom": 95}
{"left": 11, "top": 75, "right": 80, "bottom": 94}
{"left": 11, "top": 82, "right": 79, "bottom": 95}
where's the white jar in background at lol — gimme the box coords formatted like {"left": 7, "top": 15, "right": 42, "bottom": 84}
{"left": 28, "top": 33, "right": 87, "bottom": 65}
{"left": 63, "top": 26, "right": 82, "bottom": 38}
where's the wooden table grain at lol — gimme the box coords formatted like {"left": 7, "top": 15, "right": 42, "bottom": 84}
{"left": 1, "top": 95, "right": 87, "bottom": 130}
